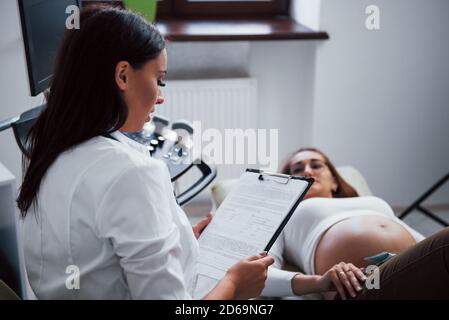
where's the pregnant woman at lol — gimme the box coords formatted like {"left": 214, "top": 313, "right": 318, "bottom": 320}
{"left": 270, "top": 148, "right": 449, "bottom": 299}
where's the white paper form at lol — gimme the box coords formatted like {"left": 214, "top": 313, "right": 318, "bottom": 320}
{"left": 193, "top": 171, "right": 310, "bottom": 299}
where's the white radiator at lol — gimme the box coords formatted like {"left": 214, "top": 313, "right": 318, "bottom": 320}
{"left": 155, "top": 78, "right": 258, "bottom": 200}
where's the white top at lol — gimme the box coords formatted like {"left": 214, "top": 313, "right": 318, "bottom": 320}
{"left": 270, "top": 196, "right": 425, "bottom": 275}
{"left": 23, "top": 131, "right": 199, "bottom": 299}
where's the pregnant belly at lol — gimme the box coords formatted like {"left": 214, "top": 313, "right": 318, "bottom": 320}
{"left": 314, "top": 215, "right": 417, "bottom": 274}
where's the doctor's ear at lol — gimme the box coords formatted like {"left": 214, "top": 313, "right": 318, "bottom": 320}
{"left": 115, "top": 61, "right": 130, "bottom": 90}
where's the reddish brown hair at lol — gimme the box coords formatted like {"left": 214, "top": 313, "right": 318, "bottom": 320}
{"left": 279, "top": 147, "right": 359, "bottom": 198}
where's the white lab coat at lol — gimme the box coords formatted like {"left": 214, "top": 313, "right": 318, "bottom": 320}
{"left": 23, "top": 131, "right": 199, "bottom": 299}
{"left": 22, "top": 131, "right": 296, "bottom": 300}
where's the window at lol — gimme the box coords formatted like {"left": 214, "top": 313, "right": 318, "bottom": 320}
{"left": 157, "top": 0, "right": 289, "bottom": 18}
{"left": 81, "top": 0, "right": 329, "bottom": 41}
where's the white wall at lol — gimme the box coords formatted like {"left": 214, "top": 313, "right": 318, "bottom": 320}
{"left": 291, "top": 0, "right": 321, "bottom": 31}
{"left": 248, "top": 41, "right": 316, "bottom": 160}
{"left": 313, "top": 0, "right": 449, "bottom": 207}
{"left": 0, "top": 0, "right": 45, "bottom": 182}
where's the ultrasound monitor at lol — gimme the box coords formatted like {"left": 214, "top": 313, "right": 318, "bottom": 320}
{"left": 18, "top": 0, "right": 81, "bottom": 96}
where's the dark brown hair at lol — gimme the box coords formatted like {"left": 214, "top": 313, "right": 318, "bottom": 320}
{"left": 279, "top": 147, "right": 359, "bottom": 198}
{"left": 17, "top": 5, "right": 166, "bottom": 216}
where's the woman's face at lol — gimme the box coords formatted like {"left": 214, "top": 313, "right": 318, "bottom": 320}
{"left": 117, "top": 49, "right": 167, "bottom": 132}
{"left": 289, "top": 150, "right": 337, "bottom": 199}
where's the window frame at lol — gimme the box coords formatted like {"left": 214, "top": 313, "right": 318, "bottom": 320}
{"left": 157, "top": 0, "right": 290, "bottom": 19}
{"left": 80, "top": 0, "right": 330, "bottom": 42}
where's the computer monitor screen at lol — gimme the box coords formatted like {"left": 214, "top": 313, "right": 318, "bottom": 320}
{"left": 18, "top": 0, "right": 81, "bottom": 96}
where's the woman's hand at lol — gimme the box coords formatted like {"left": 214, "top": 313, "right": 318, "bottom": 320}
{"left": 192, "top": 212, "right": 213, "bottom": 239}
{"left": 317, "top": 262, "right": 367, "bottom": 299}
{"left": 223, "top": 253, "right": 275, "bottom": 300}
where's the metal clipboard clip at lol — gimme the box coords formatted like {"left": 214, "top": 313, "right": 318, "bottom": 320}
{"left": 257, "top": 172, "right": 292, "bottom": 185}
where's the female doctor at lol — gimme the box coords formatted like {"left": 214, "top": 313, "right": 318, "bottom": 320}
{"left": 16, "top": 6, "right": 275, "bottom": 300}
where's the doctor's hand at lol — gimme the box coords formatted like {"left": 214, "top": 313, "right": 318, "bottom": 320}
{"left": 192, "top": 212, "right": 213, "bottom": 239}
{"left": 316, "top": 262, "right": 367, "bottom": 300}
{"left": 224, "top": 252, "right": 275, "bottom": 300}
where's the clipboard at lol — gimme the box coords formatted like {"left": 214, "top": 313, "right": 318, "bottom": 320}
{"left": 245, "top": 168, "right": 314, "bottom": 252}
{"left": 193, "top": 168, "right": 313, "bottom": 298}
